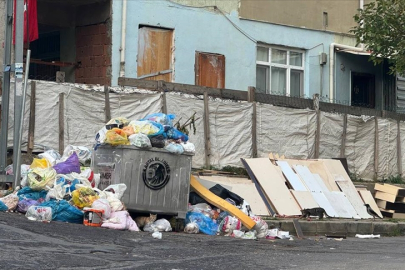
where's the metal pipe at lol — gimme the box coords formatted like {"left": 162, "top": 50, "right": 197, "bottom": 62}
{"left": 329, "top": 43, "right": 363, "bottom": 102}
{"left": 0, "top": 0, "right": 14, "bottom": 173}
{"left": 119, "top": 0, "right": 127, "bottom": 77}
{"left": 14, "top": 50, "right": 31, "bottom": 187}
{"left": 13, "top": 0, "right": 25, "bottom": 187}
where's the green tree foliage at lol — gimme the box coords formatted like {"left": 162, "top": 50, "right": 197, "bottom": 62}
{"left": 352, "top": 0, "right": 405, "bottom": 75}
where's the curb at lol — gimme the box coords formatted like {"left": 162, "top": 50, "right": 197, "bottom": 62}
{"left": 265, "top": 219, "right": 405, "bottom": 237}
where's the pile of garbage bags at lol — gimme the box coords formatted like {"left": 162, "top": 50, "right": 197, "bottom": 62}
{"left": 95, "top": 113, "right": 195, "bottom": 155}
{"left": 184, "top": 185, "right": 290, "bottom": 240}
{"left": 2, "top": 145, "right": 140, "bottom": 232}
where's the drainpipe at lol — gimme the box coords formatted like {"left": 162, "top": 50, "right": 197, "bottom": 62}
{"left": 329, "top": 43, "right": 363, "bottom": 102}
{"left": 119, "top": 0, "right": 127, "bottom": 77}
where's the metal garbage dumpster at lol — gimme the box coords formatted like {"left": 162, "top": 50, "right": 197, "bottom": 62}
{"left": 92, "top": 145, "right": 193, "bottom": 218}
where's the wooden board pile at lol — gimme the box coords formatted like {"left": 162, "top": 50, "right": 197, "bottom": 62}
{"left": 375, "top": 183, "right": 405, "bottom": 219}
{"left": 241, "top": 156, "right": 378, "bottom": 219}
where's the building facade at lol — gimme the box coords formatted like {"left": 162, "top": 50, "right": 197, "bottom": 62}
{"left": 0, "top": 0, "right": 397, "bottom": 110}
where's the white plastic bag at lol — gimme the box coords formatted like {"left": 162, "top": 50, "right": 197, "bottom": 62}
{"left": 184, "top": 221, "right": 199, "bottom": 234}
{"left": 165, "top": 143, "right": 184, "bottom": 154}
{"left": 128, "top": 133, "right": 152, "bottom": 148}
{"left": 232, "top": 230, "right": 245, "bottom": 238}
{"left": 267, "top": 228, "right": 278, "bottom": 237}
{"left": 153, "top": 219, "right": 172, "bottom": 232}
{"left": 277, "top": 230, "right": 290, "bottom": 239}
{"left": 38, "top": 150, "right": 61, "bottom": 165}
{"left": 103, "top": 184, "right": 127, "bottom": 200}
{"left": 152, "top": 231, "right": 162, "bottom": 239}
{"left": 92, "top": 199, "right": 112, "bottom": 219}
{"left": 180, "top": 142, "right": 195, "bottom": 153}
{"left": 26, "top": 206, "right": 52, "bottom": 222}
{"left": 62, "top": 145, "right": 91, "bottom": 164}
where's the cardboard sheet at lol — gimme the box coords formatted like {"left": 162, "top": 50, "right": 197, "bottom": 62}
{"left": 244, "top": 158, "right": 301, "bottom": 216}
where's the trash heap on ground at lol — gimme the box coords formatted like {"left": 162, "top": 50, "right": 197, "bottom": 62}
{"left": 1, "top": 145, "right": 142, "bottom": 231}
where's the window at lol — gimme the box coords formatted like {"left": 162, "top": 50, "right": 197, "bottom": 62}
{"left": 256, "top": 46, "right": 304, "bottom": 97}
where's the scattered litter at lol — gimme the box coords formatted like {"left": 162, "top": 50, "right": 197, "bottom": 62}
{"left": 355, "top": 234, "right": 381, "bottom": 239}
{"left": 26, "top": 206, "right": 52, "bottom": 222}
{"left": 152, "top": 231, "right": 162, "bottom": 239}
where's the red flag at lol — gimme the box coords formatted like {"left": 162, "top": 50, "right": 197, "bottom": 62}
{"left": 13, "top": 0, "right": 39, "bottom": 44}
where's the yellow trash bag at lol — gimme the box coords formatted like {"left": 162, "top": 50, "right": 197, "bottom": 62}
{"left": 72, "top": 187, "right": 99, "bottom": 209}
{"left": 27, "top": 168, "right": 57, "bottom": 191}
{"left": 30, "top": 158, "right": 51, "bottom": 169}
{"left": 105, "top": 128, "right": 129, "bottom": 146}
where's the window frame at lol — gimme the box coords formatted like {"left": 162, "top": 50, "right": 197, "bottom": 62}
{"left": 256, "top": 45, "right": 305, "bottom": 96}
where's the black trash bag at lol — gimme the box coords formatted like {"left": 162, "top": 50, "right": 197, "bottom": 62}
{"left": 150, "top": 135, "right": 166, "bottom": 148}
{"left": 188, "top": 191, "right": 208, "bottom": 205}
{"left": 209, "top": 184, "right": 244, "bottom": 206}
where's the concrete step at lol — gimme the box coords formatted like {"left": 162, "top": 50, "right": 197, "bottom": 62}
{"left": 264, "top": 218, "right": 405, "bottom": 237}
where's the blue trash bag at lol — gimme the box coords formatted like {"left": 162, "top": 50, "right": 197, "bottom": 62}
{"left": 17, "top": 186, "right": 48, "bottom": 201}
{"left": 141, "top": 113, "right": 176, "bottom": 126}
{"left": 166, "top": 127, "right": 189, "bottom": 142}
{"left": 0, "top": 201, "right": 8, "bottom": 211}
{"left": 53, "top": 152, "right": 81, "bottom": 175}
{"left": 185, "top": 212, "right": 218, "bottom": 235}
{"left": 39, "top": 200, "right": 84, "bottom": 224}
{"left": 148, "top": 121, "right": 165, "bottom": 137}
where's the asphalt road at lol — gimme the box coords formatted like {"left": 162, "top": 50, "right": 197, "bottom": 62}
{"left": 0, "top": 212, "right": 404, "bottom": 270}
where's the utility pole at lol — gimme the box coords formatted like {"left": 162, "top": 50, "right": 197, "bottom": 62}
{"left": 0, "top": 0, "right": 14, "bottom": 183}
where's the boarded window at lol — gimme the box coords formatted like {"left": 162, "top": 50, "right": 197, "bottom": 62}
{"left": 195, "top": 52, "right": 225, "bottom": 88}
{"left": 137, "top": 26, "right": 173, "bottom": 81}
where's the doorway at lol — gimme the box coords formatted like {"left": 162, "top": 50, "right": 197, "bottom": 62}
{"left": 195, "top": 52, "right": 225, "bottom": 88}
{"left": 351, "top": 72, "right": 375, "bottom": 108}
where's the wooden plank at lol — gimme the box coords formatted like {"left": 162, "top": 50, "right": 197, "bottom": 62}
{"left": 293, "top": 219, "right": 304, "bottom": 239}
{"left": 277, "top": 161, "right": 307, "bottom": 191}
{"left": 104, "top": 85, "right": 111, "bottom": 123}
{"left": 248, "top": 87, "right": 257, "bottom": 158}
{"left": 335, "top": 181, "right": 372, "bottom": 218}
{"left": 380, "top": 210, "right": 405, "bottom": 219}
{"left": 159, "top": 80, "right": 168, "bottom": 114}
{"left": 244, "top": 158, "right": 301, "bottom": 216}
{"left": 320, "top": 159, "right": 352, "bottom": 182}
{"left": 376, "top": 199, "right": 405, "bottom": 213}
{"left": 314, "top": 98, "right": 320, "bottom": 158}
{"left": 375, "top": 191, "right": 398, "bottom": 203}
{"left": 27, "top": 81, "right": 36, "bottom": 154}
{"left": 203, "top": 92, "right": 211, "bottom": 168}
{"left": 340, "top": 114, "right": 347, "bottom": 158}
{"left": 58, "top": 93, "right": 64, "bottom": 155}
{"left": 291, "top": 190, "right": 319, "bottom": 209}
{"left": 324, "top": 191, "right": 360, "bottom": 219}
{"left": 294, "top": 165, "right": 323, "bottom": 192}
{"left": 190, "top": 175, "right": 256, "bottom": 229}
{"left": 311, "top": 192, "right": 339, "bottom": 217}
{"left": 374, "top": 183, "right": 405, "bottom": 197}
{"left": 241, "top": 158, "right": 276, "bottom": 216}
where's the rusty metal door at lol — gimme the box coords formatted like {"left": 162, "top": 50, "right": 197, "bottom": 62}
{"left": 195, "top": 52, "right": 225, "bottom": 88}
{"left": 137, "top": 26, "right": 173, "bottom": 81}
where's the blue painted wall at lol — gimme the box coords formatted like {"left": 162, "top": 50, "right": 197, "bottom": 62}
{"left": 111, "top": 0, "right": 366, "bottom": 101}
